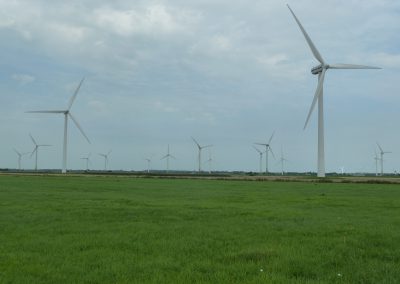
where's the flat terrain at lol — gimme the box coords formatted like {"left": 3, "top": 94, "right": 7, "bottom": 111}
{"left": 0, "top": 175, "right": 399, "bottom": 283}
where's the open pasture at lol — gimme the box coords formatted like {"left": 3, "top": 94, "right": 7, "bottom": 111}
{"left": 1, "top": 174, "right": 400, "bottom": 283}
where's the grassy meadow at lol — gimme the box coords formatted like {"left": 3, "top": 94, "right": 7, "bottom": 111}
{"left": 0, "top": 174, "right": 400, "bottom": 283}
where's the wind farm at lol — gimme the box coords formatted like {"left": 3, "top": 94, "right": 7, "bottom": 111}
{"left": 0, "top": 2, "right": 399, "bottom": 283}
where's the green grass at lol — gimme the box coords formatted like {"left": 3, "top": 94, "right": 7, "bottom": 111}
{"left": 0, "top": 175, "right": 400, "bottom": 283}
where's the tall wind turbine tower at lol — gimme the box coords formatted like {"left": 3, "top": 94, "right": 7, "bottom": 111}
{"left": 278, "top": 146, "right": 289, "bottom": 176}
{"left": 13, "top": 148, "right": 29, "bottom": 170}
{"left": 98, "top": 150, "right": 112, "bottom": 171}
{"left": 145, "top": 158, "right": 151, "bottom": 173}
{"left": 253, "top": 146, "right": 264, "bottom": 173}
{"left": 191, "top": 137, "right": 212, "bottom": 172}
{"left": 161, "top": 145, "right": 175, "bottom": 173}
{"left": 255, "top": 131, "right": 275, "bottom": 174}
{"left": 26, "top": 78, "right": 90, "bottom": 174}
{"left": 287, "top": 5, "right": 381, "bottom": 177}
{"left": 81, "top": 153, "right": 91, "bottom": 171}
{"left": 205, "top": 149, "right": 213, "bottom": 174}
{"left": 377, "top": 143, "right": 391, "bottom": 176}
{"left": 373, "top": 150, "right": 380, "bottom": 176}
{"left": 29, "top": 134, "right": 51, "bottom": 171}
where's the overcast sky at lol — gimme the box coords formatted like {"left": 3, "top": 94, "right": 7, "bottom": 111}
{"left": 0, "top": 0, "right": 399, "bottom": 173}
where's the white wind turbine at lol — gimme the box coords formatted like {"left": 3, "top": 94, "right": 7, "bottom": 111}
{"left": 191, "top": 137, "right": 212, "bottom": 172}
{"left": 287, "top": 5, "right": 381, "bottom": 178}
{"left": 205, "top": 148, "right": 213, "bottom": 174}
{"left": 255, "top": 131, "right": 275, "bottom": 174}
{"left": 278, "top": 146, "right": 289, "bottom": 176}
{"left": 373, "top": 150, "right": 380, "bottom": 176}
{"left": 253, "top": 146, "right": 264, "bottom": 174}
{"left": 161, "top": 144, "right": 175, "bottom": 173}
{"left": 376, "top": 143, "right": 391, "bottom": 176}
{"left": 98, "top": 150, "right": 112, "bottom": 171}
{"left": 13, "top": 148, "right": 30, "bottom": 170}
{"left": 29, "top": 134, "right": 51, "bottom": 171}
{"left": 145, "top": 158, "right": 151, "bottom": 173}
{"left": 81, "top": 153, "right": 91, "bottom": 171}
{"left": 26, "top": 78, "right": 90, "bottom": 174}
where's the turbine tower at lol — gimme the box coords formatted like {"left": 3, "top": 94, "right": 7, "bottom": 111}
{"left": 287, "top": 5, "right": 381, "bottom": 178}
{"left": 373, "top": 150, "right": 380, "bottom": 176}
{"left": 81, "top": 153, "right": 91, "bottom": 171}
{"left": 161, "top": 144, "right": 175, "bottom": 173}
{"left": 29, "top": 134, "right": 51, "bottom": 171}
{"left": 377, "top": 143, "right": 391, "bottom": 176}
{"left": 205, "top": 149, "right": 213, "bottom": 174}
{"left": 145, "top": 158, "right": 151, "bottom": 173}
{"left": 98, "top": 150, "right": 112, "bottom": 171}
{"left": 255, "top": 131, "right": 275, "bottom": 174}
{"left": 26, "top": 78, "right": 90, "bottom": 174}
{"left": 191, "top": 137, "right": 212, "bottom": 172}
{"left": 253, "top": 146, "right": 264, "bottom": 173}
{"left": 278, "top": 146, "right": 289, "bottom": 176}
{"left": 13, "top": 148, "right": 29, "bottom": 170}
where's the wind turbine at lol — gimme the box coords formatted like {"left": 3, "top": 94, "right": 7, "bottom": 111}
{"left": 278, "top": 146, "right": 289, "bottom": 176}
{"left": 287, "top": 5, "right": 381, "bottom": 178}
{"left": 29, "top": 134, "right": 51, "bottom": 171}
{"left": 255, "top": 131, "right": 275, "bottom": 174}
{"left": 98, "top": 150, "right": 112, "bottom": 171}
{"left": 161, "top": 144, "right": 175, "bottom": 173}
{"left": 26, "top": 78, "right": 90, "bottom": 174}
{"left": 191, "top": 137, "right": 212, "bottom": 172}
{"left": 13, "top": 148, "right": 29, "bottom": 170}
{"left": 253, "top": 146, "right": 264, "bottom": 173}
{"left": 81, "top": 153, "right": 91, "bottom": 171}
{"left": 205, "top": 148, "right": 213, "bottom": 174}
{"left": 376, "top": 143, "right": 391, "bottom": 176}
{"left": 145, "top": 158, "right": 151, "bottom": 173}
{"left": 373, "top": 150, "right": 380, "bottom": 176}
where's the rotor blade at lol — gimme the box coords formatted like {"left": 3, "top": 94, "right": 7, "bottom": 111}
{"left": 30, "top": 147, "right": 37, "bottom": 158}
{"left": 29, "top": 133, "right": 37, "bottom": 145}
{"left": 68, "top": 113, "right": 91, "bottom": 144}
{"left": 13, "top": 148, "right": 20, "bottom": 155}
{"left": 384, "top": 151, "right": 392, "bottom": 154}
{"left": 253, "top": 146, "right": 262, "bottom": 153}
{"left": 25, "top": 110, "right": 65, "bottom": 113}
{"left": 376, "top": 142, "right": 383, "bottom": 153}
{"left": 202, "top": 144, "right": 213, "bottom": 149}
{"left": 269, "top": 146, "right": 276, "bottom": 160}
{"left": 255, "top": 143, "right": 267, "bottom": 146}
{"left": 268, "top": 130, "right": 275, "bottom": 144}
{"left": 98, "top": 153, "right": 106, "bottom": 157}
{"left": 161, "top": 155, "right": 168, "bottom": 160}
{"left": 329, "top": 64, "right": 381, "bottom": 70}
{"left": 170, "top": 155, "right": 177, "bottom": 160}
{"left": 287, "top": 5, "right": 325, "bottom": 64}
{"left": 191, "top": 137, "right": 200, "bottom": 148}
{"left": 107, "top": 150, "right": 112, "bottom": 156}
{"left": 68, "top": 77, "right": 85, "bottom": 110}
{"left": 38, "top": 144, "right": 52, "bottom": 147}
{"left": 304, "top": 68, "right": 326, "bottom": 129}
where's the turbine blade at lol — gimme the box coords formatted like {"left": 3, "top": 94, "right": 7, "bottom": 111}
{"left": 161, "top": 155, "right": 168, "bottom": 160}
{"left": 287, "top": 5, "right": 325, "bottom": 64}
{"left": 255, "top": 143, "right": 267, "bottom": 146}
{"left": 68, "top": 113, "right": 91, "bottom": 144}
{"left": 203, "top": 144, "right": 213, "bottom": 148}
{"left": 253, "top": 146, "right": 262, "bottom": 153}
{"left": 29, "top": 133, "right": 37, "bottom": 145}
{"left": 268, "top": 130, "right": 275, "bottom": 144}
{"left": 25, "top": 110, "right": 66, "bottom": 113}
{"left": 170, "top": 155, "right": 177, "bottom": 160}
{"left": 329, "top": 64, "right": 381, "bottom": 70}
{"left": 107, "top": 150, "right": 112, "bottom": 155}
{"left": 39, "top": 144, "right": 52, "bottom": 147}
{"left": 304, "top": 68, "right": 326, "bottom": 129}
{"left": 30, "top": 147, "right": 37, "bottom": 158}
{"left": 191, "top": 137, "right": 200, "bottom": 148}
{"left": 68, "top": 77, "right": 85, "bottom": 110}
{"left": 269, "top": 146, "right": 276, "bottom": 160}
{"left": 13, "top": 148, "right": 20, "bottom": 155}
{"left": 376, "top": 142, "right": 383, "bottom": 153}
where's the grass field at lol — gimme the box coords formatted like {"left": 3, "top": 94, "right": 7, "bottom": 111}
{"left": 1, "top": 174, "right": 400, "bottom": 283}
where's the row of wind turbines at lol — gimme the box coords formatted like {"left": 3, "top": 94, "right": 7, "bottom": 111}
{"left": 16, "top": 5, "right": 383, "bottom": 177}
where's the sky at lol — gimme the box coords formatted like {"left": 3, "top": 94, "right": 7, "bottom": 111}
{"left": 0, "top": 0, "right": 399, "bottom": 173}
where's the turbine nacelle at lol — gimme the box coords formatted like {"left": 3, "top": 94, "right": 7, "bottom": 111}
{"left": 311, "top": 64, "right": 326, "bottom": 75}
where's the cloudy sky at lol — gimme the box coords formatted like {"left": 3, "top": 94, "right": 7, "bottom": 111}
{"left": 0, "top": 0, "right": 399, "bottom": 173}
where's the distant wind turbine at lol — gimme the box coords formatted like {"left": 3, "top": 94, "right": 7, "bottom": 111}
{"left": 255, "top": 131, "right": 275, "bottom": 174}
{"left": 278, "top": 146, "right": 289, "bottom": 176}
{"left": 98, "top": 150, "right": 112, "bottom": 171}
{"left": 81, "top": 153, "right": 91, "bottom": 171}
{"left": 161, "top": 145, "right": 175, "bottom": 173}
{"left": 205, "top": 148, "right": 213, "bottom": 174}
{"left": 287, "top": 5, "right": 381, "bottom": 178}
{"left": 26, "top": 78, "right": 90, "bottom": 174}
{"left": 13, "top": 148, "right": 29, "bottom": 170}
{"left": 191, "top": 137, "right": 212, "bottom": 172}
{"left": 29, "top": 133, "right": 51, "bottom": 171}
{"left": 373, "top": 150, "right": 380, "bottom": 176}
{"left": 145, "top": 158, "right": 151, "bottom": 173}
{"left": 253, "top": 146, "right": 264, "bottom": 174}
{"left": 376, "top": 143, "right": 391, "bottom": 176}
